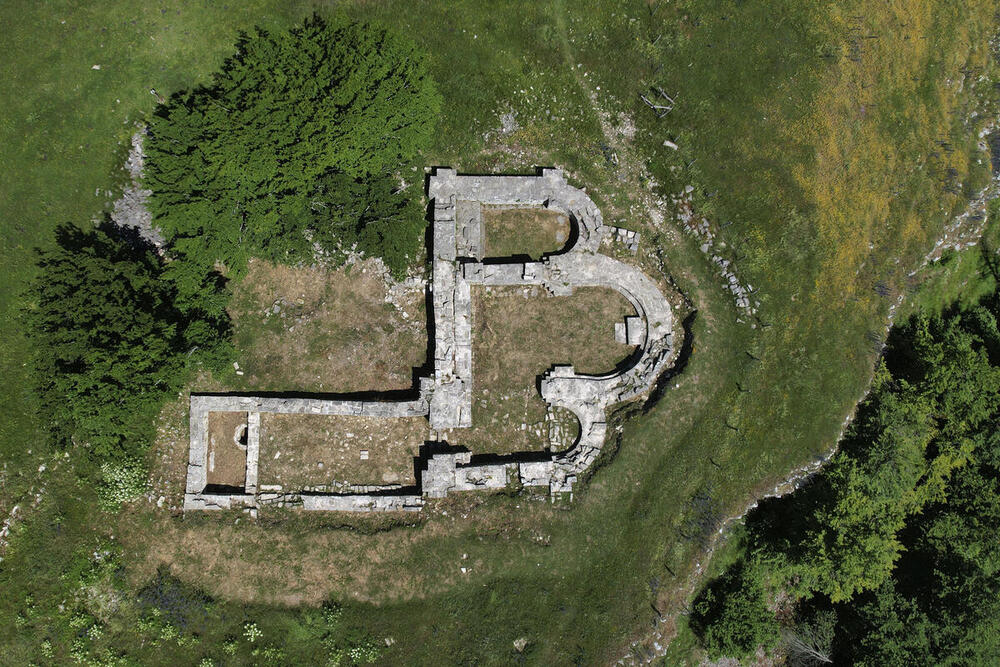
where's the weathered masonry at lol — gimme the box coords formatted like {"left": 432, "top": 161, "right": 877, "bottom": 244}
{"left": 184, "top": 168, "right": 677, "bottom": 512}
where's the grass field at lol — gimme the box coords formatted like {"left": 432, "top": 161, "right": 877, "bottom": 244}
{"left": 482, "top": 206, "right": 571, "bottom": 259}
{"left": 0, "top": 0, "right": 997, "bottom": 664}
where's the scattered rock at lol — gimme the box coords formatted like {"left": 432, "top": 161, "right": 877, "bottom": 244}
{"left": 499, "top": 111, "right": 520, "bottom": 135}
{"left": 109, "top": 130, "right": 166, "bottom": 251}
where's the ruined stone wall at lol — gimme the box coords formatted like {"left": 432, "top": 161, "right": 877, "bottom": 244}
{"left": 184, "top": 168, "right": 678, "bottom": 513}
{"left": 183, "top": 392, "right": 430, "bottom": 512}
{"left": 420, "top": 167, "right": 676, "bottom": 500}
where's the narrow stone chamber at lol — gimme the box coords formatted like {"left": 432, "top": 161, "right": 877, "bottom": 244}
{"left": 205, "top": 411, "right": 248, "bottom": 489}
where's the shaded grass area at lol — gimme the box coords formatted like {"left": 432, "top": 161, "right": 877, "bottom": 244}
{"left": 659, "top": 525, "right": 755, "bottom": 666}
{"left": 0, "top": 0, "right": 998, "bottom": 665}
{"left": 898, "top": 198, "right": 1000, "bottom": 320}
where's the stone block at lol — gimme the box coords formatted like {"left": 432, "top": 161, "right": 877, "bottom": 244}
{"left": 625, "top": 316, "right": 645, "bottom": 346}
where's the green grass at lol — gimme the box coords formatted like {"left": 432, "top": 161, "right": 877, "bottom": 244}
{"left": 0, "top": 0, "right": 316, "bottom": 514}
{"left": 898, "top": 198, "right": 1000, "bottom": 320}
{"left": 901, "top": 246, "right": 998, "bottom": 319}
{"left": 1, "top": 0, "right": 998, "bottom": 664}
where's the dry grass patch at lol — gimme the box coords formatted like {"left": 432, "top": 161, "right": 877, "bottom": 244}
{"left": 482, "top": 206, "right": 570, "bottom": 259}
{"left": 258, "top": 414, "right": 428, "bottom": 488}
{"left": 116, "top": 491, "right": 562, "bottom": 607}
{"left": 227, "top": 258, "right": 427, "bottom": 393}
{"left": 128, "top": 388, "right": 580, "bottom": 608}
{"left": 206, "top": 411, "right": 248, "bottom": 488}
{"left": 444, "top": 285, "right": 637, "bottom": 454}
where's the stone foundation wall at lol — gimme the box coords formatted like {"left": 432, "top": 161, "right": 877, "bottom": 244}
{"left": 184, "top": 168, "right": 678, "bottom": 513}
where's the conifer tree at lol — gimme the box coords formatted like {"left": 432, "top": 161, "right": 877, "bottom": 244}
{"left": 26, "top": 223, "right": 228, "bottom": 461}
{"left": 146, "top": 16, "right": 440, "bottom": 278}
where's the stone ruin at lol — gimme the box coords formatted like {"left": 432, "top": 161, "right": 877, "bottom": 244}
{"left": 184, "top": 168, "right": 677, "bottom": 513}
{"left": 607, "top": 225, "right": 641, "bottom": 255}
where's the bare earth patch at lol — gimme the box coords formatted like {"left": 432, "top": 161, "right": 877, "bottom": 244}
{"left": 206, "top": 411, "right": 247, "bottom": 488}
{"left": 444, "top": 285, "right": 637, "bottom": 454}
{"left": 482, "top": 206, "right": 570, "bottom": 259}
{"left": 258, "top": 414, "right": 428, "bottom": 488}
{"left": 227, "top": 258, "right": 427, "bottom": 393}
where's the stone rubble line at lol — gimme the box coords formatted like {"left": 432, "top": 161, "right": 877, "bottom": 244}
{"left": 184, "top": 168, "right": 677, "bottom": 513}
{"left": 672, "top": 185, "right": 760, "bottom": 318}
{"left": 607, "top": 225, "right": 642, "bottom": 255}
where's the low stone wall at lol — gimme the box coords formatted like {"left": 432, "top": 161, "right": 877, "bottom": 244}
{"left": 184, "top": 167, "right": 678, "bottom": 513}
{"left": 183, "top": 392, "right": 430, "bottom": 512}
{"left": 300, "top": 494, "right": 423, "bottom": 512}
{"left": 189, "top": 394, "right": 428, "bottom": 417}
{"left": 418, "top": 168, "right": 676, "bottom": 500}
{"left": 429, "top": 191, "right": 474, "bottom": 429}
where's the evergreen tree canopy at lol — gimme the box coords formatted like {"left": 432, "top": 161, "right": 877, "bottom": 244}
{"left": 834, "top": 424, "right": 1000, "bottom": 665}
{"left": 689, "top": 563, "right": 779, "bottom": 659}
{"left": 749, "top": 305, "right": 1000, "bottom": 602}
{"left": 25, "top": 223, "right": 228, "bottom": 461}
{"left": 146, "top": 16, "right": 440, "bottom": 278}
{"left": 309, "top": 170, "right": 426, "bottom": 275}
{"left": 691, "top": 280, "right": 1000, "bottom": 662}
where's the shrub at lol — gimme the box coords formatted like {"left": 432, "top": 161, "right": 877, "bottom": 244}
{"left": 97, "top": 459, "right": 148, "bottom": 511}
{"left": 690, "top": 563, "right": 779, "bottom": 659}
{"left": 243, "top": 622, "right": 263, "bottom": 643}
